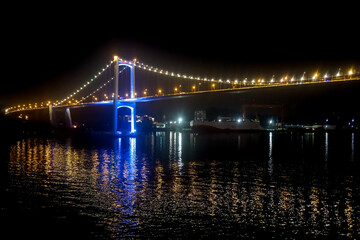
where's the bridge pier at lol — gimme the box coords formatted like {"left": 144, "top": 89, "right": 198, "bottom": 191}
{"left": 49, "top": 105, "right": 56, "bottom": 127}
{"left": 65, "top": 107, "right": 73, "bottom": 128}
{"left": 116, "top": 102, "right": 136, "bottom": 135}
{"left": 113, "top": 101, "right": 137, "bottom": 135}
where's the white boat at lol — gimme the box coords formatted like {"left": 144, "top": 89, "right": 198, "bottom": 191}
{"left": 190, "top": 119, "right": 262, "bottom": 131}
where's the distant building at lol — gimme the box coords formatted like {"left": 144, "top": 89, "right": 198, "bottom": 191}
{"left": 194, "top": 110, "right": 206, "bottom": 121}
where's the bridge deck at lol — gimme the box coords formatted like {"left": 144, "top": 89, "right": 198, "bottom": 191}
{"left": 5, "top": 76, "right": 359, "bottom": 114}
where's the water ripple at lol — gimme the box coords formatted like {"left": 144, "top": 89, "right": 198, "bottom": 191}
{"left": 1, "top": 132, "right": 359, "bottom": 239}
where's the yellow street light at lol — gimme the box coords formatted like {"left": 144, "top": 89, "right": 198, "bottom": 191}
{"left": 312, "top": 73, "right": 318, "bottom": 80}
{"left": 348, "top": 69, "right": 354, "bottom": 79}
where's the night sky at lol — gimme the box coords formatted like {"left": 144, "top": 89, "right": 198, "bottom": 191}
{"left": 1, "top": 4, "right": 359, "bottom": 108}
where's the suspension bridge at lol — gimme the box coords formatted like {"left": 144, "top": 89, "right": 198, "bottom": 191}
{"left": 4, "top": 55, "right": 359, "bottom": 136}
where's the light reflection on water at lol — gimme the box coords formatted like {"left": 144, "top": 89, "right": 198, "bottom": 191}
{"left": 3, "top": 132, "right": 360, "bottom": 239}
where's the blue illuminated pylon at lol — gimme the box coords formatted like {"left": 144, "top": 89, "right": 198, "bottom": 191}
{"left": 113, "top": 57, "right": 136, "bottom": 135}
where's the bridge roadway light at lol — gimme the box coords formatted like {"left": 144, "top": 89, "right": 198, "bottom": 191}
{"left": 348, "top": 69, "right": 353, "bottom": 78}
{"left": 301, "top": 72, "right": 306, "bottom": 81}
{"left": 348, "top": 69, "right": 354, "bottom": 80}
{"left": 312, "top": 73, "right": 318, "bottom": 80}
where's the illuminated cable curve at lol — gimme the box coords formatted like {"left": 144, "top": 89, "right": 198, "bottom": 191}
{"left": 134, "top": 59, "right": 357, "bottom": 87}
{"left": 58, "top": 59, "right": 115, "bottom": 105}
{"left": 135, "top": 60, "right": 231, "bottom": 84}
{"left": 79, "top": 67, "right": 127, "bottom": 103}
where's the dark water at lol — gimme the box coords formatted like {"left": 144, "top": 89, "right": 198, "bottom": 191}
{"left": 1, "top": 131, "right": 359, "bottom": 239}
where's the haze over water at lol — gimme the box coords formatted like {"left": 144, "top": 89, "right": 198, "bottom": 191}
{"left": 1, "top": 131, "right": 359, "bottom": 239}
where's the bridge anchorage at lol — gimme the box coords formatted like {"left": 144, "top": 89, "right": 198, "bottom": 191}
{"left": 113, "top": 56, "right": 136, "bottom": 136}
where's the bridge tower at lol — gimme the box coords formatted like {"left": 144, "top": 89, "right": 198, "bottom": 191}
{"left": 113, "top": 56, "right": 136, "bottom": 135}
